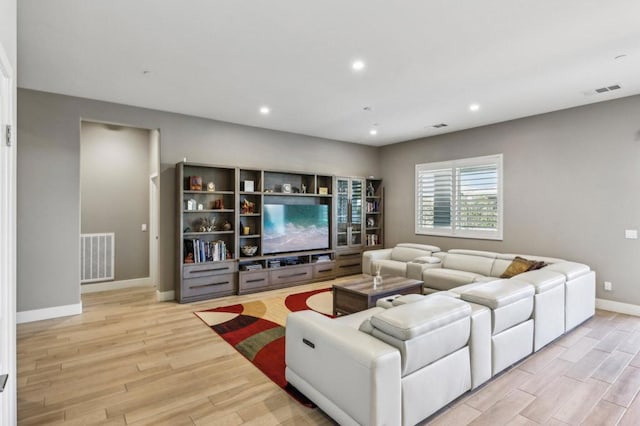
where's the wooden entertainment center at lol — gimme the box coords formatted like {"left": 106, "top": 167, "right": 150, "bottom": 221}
{"left": 175, "top": 162, "right": 383, "bottom": 303}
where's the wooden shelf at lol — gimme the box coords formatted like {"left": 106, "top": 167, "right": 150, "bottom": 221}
{"left": 184, "top": 231, "right": 235, "bottom": 236}
{"left": 184, "top": 209, "right": 235, "bottom": 213}
{"left": 184, "top": 190, "right": 234, "bottom": 195}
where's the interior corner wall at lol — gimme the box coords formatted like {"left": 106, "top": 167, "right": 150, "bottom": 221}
{"left": 16, "top": 88, "right": 379, "bottom": 311}
{"left": 380, "top": 94, "right": 640, "bottom": 306}
{"left": 80, "top": 122, "right": 150, "bottom": 282}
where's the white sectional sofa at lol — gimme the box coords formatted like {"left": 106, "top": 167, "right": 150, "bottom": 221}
{"left": 409, "top": 249, "right": 595, "bottom": 340}
{"left": 285, "top": 246, "right": 596, "bottom": 425}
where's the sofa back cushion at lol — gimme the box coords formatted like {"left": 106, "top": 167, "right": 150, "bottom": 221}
{"left": 442, "top": 253, "right": 495, "bottom": 276}
{"left": 490, "top": 259, "right": 513, "bottom": 277}
{"left": 391, "top": 246, "right": 433, "bottom": 262}
{"left": 370, "top": 296, "right": 471, "bottom": 376}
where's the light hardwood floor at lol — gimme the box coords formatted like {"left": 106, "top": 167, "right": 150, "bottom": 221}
{"left": 17, "top": 283, "right": 640, "bottom": 425}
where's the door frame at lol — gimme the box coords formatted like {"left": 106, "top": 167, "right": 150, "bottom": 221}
{"left": 149, "top": 173, "right": 159, "bottom": 287}
{"left": 0, "top": 41, "right": 17, "bottom": 425}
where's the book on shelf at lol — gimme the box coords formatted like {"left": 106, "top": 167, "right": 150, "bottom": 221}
{"left": 366, "top": 234, "right": 380, "bottom": 246}
{"left": 366, "top": 200, "right": 380, "bottom": 213}
{"left": 184, "top": 239, "right": 229, "bottom": 263}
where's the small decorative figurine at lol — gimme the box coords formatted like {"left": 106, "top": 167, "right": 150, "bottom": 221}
{"left": 367, "top": 182, "right": 375, "bottom": 197}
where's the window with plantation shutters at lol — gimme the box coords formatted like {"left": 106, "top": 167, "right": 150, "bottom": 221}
{"left": 415, "top": 154, "right": 503, "bottom": 240}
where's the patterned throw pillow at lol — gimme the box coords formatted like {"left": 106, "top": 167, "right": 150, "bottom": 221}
{"left": 500, "top": 256, "right": 537, "bottom": 278}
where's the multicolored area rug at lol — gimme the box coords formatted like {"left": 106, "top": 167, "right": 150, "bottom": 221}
{"left": 194, "top": 287, "right": 333, "bottom": 406}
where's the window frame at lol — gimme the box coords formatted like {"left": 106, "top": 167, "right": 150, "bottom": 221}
{"left": 415, "top": 154, "right": 503, "bottom": 240}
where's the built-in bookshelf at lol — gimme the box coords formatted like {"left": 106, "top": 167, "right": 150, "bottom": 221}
{"left": 176, "top": 162, "right": 238, "bottom": 302}
{"left": 175, "top": 162, "right": 381, "bottom": 302}
{"left": 365, "top": 178, "right": 384, "bottom": 249}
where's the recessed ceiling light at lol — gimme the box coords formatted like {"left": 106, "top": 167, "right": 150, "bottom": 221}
{"left": 259, "top": 106, "right": 270, "bottom": 115}
{"left": 369, "top": 129, "right": 378, "bottom": 136}
{"left": 352, "top": 60, "right": 366, "bottom": 71}
{"left": 469, "top": 103, "right": 480, "bottom": 112}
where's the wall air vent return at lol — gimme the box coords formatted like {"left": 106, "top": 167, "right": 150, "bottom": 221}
{"left": 81, "top": 233, "right": 115, "bottom": 283}
{"left": 432, "top": 123, "right": 448, "bottom": 128}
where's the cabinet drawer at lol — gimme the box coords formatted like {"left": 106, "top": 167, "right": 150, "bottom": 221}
{"left": 183, "top": 261, "right": 236, "bottom": 278}
{"left": 182, "top": 274, "right": 236, "bottom": 298}
{"left": 269, "top": 265, "right": 313, "bottom": 286}
{"left": 239, "top": 270, "right": 270, "bottom": 292}
{"left": 313, "top": 262, "right": 336, "bottom": 279}
{"left": 336, "top": 262, "right": 362, "bottom": 277}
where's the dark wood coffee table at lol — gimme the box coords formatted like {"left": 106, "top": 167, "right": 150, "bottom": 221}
{"left": 332, "top": 275, "right": 423, "bottom": 316}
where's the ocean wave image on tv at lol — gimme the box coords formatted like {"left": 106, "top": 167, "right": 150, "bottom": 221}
{"left": 263, "top": 204, "right": 329, "bottom": 254}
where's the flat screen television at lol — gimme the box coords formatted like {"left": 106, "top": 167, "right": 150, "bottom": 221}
{"left": 263, "top": 204, "right": 329, "bottom": 254}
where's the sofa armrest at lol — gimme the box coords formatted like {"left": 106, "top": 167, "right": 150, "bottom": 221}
{"left": 286, "top": 310, "right": 401, "bottom": 426}
{"left": 362, "top": 248, "right": 393, "bottom": 275}
{"left": 406, "top": 257, "right": 442, "bottom": 280}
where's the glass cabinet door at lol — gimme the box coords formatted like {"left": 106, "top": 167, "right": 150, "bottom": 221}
{"left": 350, "top": 179, "right": 363, "bottom": 246}
{"left": 334, "top": 177, "right": 364, "bottom": 249}
{"left": 336, "top": 178, "right": 349, "bottom": 248}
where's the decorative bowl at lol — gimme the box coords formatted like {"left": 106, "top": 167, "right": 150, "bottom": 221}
{"left": 241, "top": 245, "right": 258, "bottom": 256}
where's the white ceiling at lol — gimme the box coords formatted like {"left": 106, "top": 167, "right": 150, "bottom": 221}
{"left": 17, "top": 1, "right": 640, "bottom": 146}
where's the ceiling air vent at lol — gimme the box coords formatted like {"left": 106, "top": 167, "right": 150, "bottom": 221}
{"left": 591, "top": 84, "right": 622, "bottom": 95}
{"left": 432, "top": 123, "right": 448, "bottom": 128}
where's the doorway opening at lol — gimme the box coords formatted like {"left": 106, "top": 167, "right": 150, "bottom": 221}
{"left": 80, "top": 121, "right": 160, "bottom": 293}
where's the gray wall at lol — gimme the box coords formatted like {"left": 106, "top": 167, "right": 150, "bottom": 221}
{"left": 17, "top": 88, "right": 379, "bottom": 311}
{"left": 80, "top": 122, "right": 150, "bottom": 281}
{"left": 381, "top": 94, "right": 640, "bottom": 305}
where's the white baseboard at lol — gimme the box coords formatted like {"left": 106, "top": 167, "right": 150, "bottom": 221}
{"left": 156, "top": 289, "right": 175, "bottom": 302}
{"left": 17, "top": 303, "right": 83, "bottom": 324}
{"left": 81, "top": 277, "right": 153, "bottom": 294}
{"left": 596, "top": 298, "right": 640, "bottom": 317}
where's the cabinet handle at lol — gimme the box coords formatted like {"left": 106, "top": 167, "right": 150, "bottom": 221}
{"left": 317, "top": 269, "right": 333, "bottom": 273}
{"left": 278, "top": 272, "right": 308, "bottom": 279}
{"left": 191, "top": 281, "right": 229, "bottom": 289}
{"left": 341, "top": 263, "right": 360, "bottom": 268}
{"left": 246, "top": 278, "right": 266, "bottom": 284}
{"left": 189, "top": 267, "right": 229, "bottom": 273}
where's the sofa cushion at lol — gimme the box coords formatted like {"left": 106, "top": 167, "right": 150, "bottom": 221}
{"left": 391, "top": 246, "right": 434, "bottom": 262}
{"left": 545, "top": 261, "right": 591, "bottom": 280}
{"left": 448, "top": 249, "right": 498, "bottom": 259}
{"left": 374, "top": 259, "right": 409, "bottom": 277}
{"left": 370, "top": 296, "right": 471, "bottom": 340}
{"left": 423, "top": 268, "right": 484, "bottom": 290}
{"left": 514, "top": 269, "right": 565, "bottom": 294}
{"left": 498, "top": 253, "right": 565, "bottom": 264}
{"left": 460, "top": 279, "right": 534, "bottom": 309}
{"left": 442, "top": 253, "right": 495, "bottom": 276}
{"left": 396, "top": 243, "right": 441, "bottom": 253}
{"left": 370, "top": 296, "right": 471, "bottom": 376}
{"left": 500, "top": 256, "right": 538, "bottom": 278}
{"left": 459, "top": 279, "right": 535, "bottom": 335}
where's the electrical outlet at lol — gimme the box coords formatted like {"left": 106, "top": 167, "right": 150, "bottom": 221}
{"left": 604, "top": 281, "right": 612, "bottom": 291}
{"left": 141, "top": 224, "right": 147, "bottom": 232}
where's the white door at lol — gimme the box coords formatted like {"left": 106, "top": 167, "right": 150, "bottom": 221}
{"left": 0, "top": 44, "right": 17, "bottom": 425}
